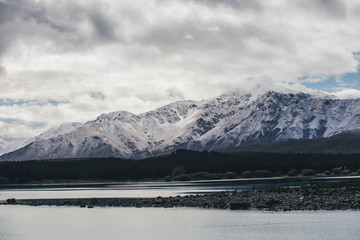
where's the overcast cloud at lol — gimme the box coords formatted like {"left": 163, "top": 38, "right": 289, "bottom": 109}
{"left": 1, "top": 0, "right": 360, "bottom": 139}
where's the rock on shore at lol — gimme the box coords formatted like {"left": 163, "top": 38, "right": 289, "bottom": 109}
{"left": 4, "top": 186, "right": 360, "bottom": 211}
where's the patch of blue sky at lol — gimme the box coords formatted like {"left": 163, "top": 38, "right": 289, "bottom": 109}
{"left": 301, "top": 72, "right": 360, "bottom": 92}
{"left": 0, "top": 118, "right": 45, "bottom": 129}
{"left": 302, "top": 76, "right": 346, "bottom": 92}
{"left": 0, "top": 99, "right": 28, "bottom": 106}
{"left": 301, "top": 52, "right": 360, "bottom": 92}
{"left": 0, "top": 118, "right": 17, "bottom": 124}
{"left": 29, "top": 122, "right": 46, "bottom": 128}
{"left": 0, "top": 99, "right": 67, "bottom": 106}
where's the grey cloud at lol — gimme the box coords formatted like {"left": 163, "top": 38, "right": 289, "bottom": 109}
{"left": 0, "top": 1, "right": 23, "bottom": 56}
{"left": 0, "top": 63, "right": 5, "bottom": 75}
{"left": 134, "top": 18, "right": 293, "bottom": 77}
{"left": 0, "top": 0, "right": 124, "bottom": 74}
{"left": 0, "top": 0, "right": 121, "bottom": 57}
{"left": 89, "top": 91, "right": 107, "bottom": 101}
{"left": 135, "top": 92, "right": 165, "bottom": 102}
{"left": 0, "top": 0, "right": 42, "bottom": 24}
{"left": 294, "top": 0, "right": 347, "bottom": 19}
{"left": 136, "top": 24, "right": 194, "bottom": 52}
{"left": 86, "top": 6, "right": 118, "bottom": 42}
{"left": 136, "top": 21, "right": 231, "bottom": 54}
{"left": 134, "top": 4, "right": 295, "bottom": 57}
{"left": 0, "top": 1, "right": 15, "bottom": 24}
{"left": 349, "top": 4, "right": 360, "bottom": 18}
{"left": 42, "top": 2, "right": 121, "bottom": 44}
{"left": 189, "top": 0, "right": 262, "bottom": 11}
{"left": 0, "top": 0, "right": 49, "bottom": 34}
{"left": 166, "top": 88, "right": 184, "bottom": 99}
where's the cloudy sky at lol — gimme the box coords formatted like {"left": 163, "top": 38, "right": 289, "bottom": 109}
{"left": 1, "top": 0, "right": 360, "bottom": 140}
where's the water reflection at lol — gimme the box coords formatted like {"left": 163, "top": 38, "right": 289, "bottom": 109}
{"left": 1, "top": 176, "right": 359, "bottom": 201}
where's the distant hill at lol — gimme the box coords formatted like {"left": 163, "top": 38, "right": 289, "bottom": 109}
{"left": 223, "top": 130, "right": 360, "bottom": 154}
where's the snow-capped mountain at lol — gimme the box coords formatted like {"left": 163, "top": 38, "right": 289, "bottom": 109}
{"left": 0, "top": 123, "right": 82, "bottom": 156}
{"left": 1, "top": 90, "right": 360, "bottom": 161}
{"left": 0, "top": 137, "right": 27, "bottom": 156}
{"left": 23, "top": 123, "right": 83, "bottom": 145}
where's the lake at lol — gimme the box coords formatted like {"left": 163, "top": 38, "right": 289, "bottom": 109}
{"left": 1, "top": 206, "right": 359, "bottom": 240}
{"left": 1, "top": 176, "right": 360, "bottom": 240}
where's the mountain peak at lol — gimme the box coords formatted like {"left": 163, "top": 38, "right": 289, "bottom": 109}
{"left": 91, "top": 111, "right": 139, "bottom": 123}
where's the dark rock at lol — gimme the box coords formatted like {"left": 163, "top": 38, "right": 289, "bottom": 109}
{"left": 228, "top": 202, "right": 251, "bottom": 210}
{"left": 255, "top": 204, "right": 268, "bottom": 209}
{"left": 4, "top": 183, "right": 360, "bottom": 211}
{"left": 266, "top": 199, "right": 281, "bottom": 206}
{"left": 6, "top": 198, "right": 16, "bottom": 204}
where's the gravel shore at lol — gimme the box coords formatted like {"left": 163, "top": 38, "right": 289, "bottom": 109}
{"left": 4, "top": 185, "right": 360, "bottom": 211}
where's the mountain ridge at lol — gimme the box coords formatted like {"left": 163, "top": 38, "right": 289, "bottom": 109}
{"left": 1, "top": 90, "right": 360, "bottom": 161}
{"left": 223, "top": 129, "right": 360, "bottom": 154}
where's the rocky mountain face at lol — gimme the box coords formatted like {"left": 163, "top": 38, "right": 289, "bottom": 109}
{"left": 1, "top": 91, "right": 360, "bottom": 161}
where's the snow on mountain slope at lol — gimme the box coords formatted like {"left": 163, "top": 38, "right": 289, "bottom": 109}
{"left": 0, "top": 137, "right": 27, "bottom": 156}
{"left": 1, "top": 91, "right": 360, "bottom": 161}
{"left": 192, "top": 92, "right": 360, "bottom": 151}
{"left": 24, "top": 123, "right": 83, "bottom": 145}
{"left": 0, "top": 123, "right": 82, "bottom": 156}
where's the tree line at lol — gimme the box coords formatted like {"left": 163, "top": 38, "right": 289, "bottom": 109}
{"left": 1, "top": 150, "right": 360, "bottom": 183}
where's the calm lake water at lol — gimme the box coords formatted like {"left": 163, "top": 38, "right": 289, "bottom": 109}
{"left": 1, "top": 206, "right": 360, "bottom": 240}
{"left": 1, "top": 177, "right": 360, "bottom": 239}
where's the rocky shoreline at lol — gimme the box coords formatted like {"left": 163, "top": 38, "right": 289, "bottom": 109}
{"left": 4, "top": 185, "right": 360, "bottom": 211}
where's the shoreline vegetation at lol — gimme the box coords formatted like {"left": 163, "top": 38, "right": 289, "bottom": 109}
{"left": 3, "top": 180, "right": 360, "bottom": 211}
{"left": 1, "top": 167, "right": 360, "bottom": 186}
{"left": 164, "top": 167, "right": 360, "bottom": 182}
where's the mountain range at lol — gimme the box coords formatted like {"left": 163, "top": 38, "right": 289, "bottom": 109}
{"left": 1, "top": 90, "right": 360, "bottom": 161}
